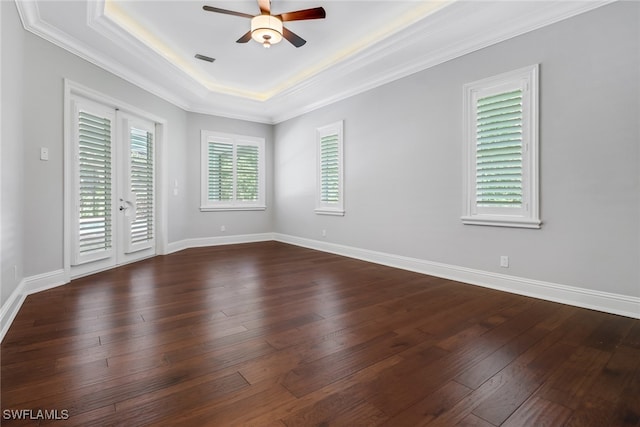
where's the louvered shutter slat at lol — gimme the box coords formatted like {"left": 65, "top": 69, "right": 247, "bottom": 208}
{"left": 475, "top": 89, "right": 523, "bottom": 208}
{"left": 236, "top": 144, "right": 259, "bottom": 202}
{"left": 77, "top": 111, "right": 112, "bottom": 257}
{"left": 320, "top": 133, "right": 340, "bottom": 203}
{"left": 127, "top": 127, "right": 154, "bottom": 245}
{"left": 208, "top": 142, "right": 234, "bottom": 201}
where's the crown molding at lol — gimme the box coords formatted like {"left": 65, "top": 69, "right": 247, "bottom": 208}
{"left": 15, "top": 0, "right": 195, "bottom": 111}
{"left": 14, "top": 0, "right": 616, "bottom": 125}
{"left": 268, "top": 0, "right": 615, "bottom": 123}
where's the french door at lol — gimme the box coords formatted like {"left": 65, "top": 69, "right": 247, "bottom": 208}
{"left": 69, "top": 95, "right": 156, "bottom": 278}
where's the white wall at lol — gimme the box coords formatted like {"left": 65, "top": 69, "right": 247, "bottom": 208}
{"left": 274, "top": 1, "right": 640, "bottom": 299}
{"left": 1, "top": 2, "right": 25, "bottom": 311}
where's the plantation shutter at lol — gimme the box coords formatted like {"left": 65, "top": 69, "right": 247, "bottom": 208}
{"left": 201, "top": 131, "right": 265, "bottom": 211}
{"left": 128, "top": 126, "right": 154, "bottom": 247}
{"left": 320, "top": 133, "right": 340, "bottom": 203}
{"left": 208, "top": 141, "right": 234, "bottom": 202}
{"left": 73, "top": 109, "right": 114, "bottom": 265}
{"left": 475, "top": 89, "right": 523, "bottom": 208}
{"left": 315, "top": 120, "right": 344, "bottom": 216}
{"left": 236, "top": 144, "right": 259, "bottom": 201}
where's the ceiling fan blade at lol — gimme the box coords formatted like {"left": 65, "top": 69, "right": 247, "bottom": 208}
{"left": 282, "top": 27, "right": 306, "bottom": 48}
{"left": 277, "top": 7, "right": 326, "bottom": 22}
{"left": 257, "top": 0, "right": 271, "bottom": 15}
{"left": 202, "top": 5, "right": 254, "bottom": 19}
{"left": 236, "top": 31, "right": 252, "bottom": 43}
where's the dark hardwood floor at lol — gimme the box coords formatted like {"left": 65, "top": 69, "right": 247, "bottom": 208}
{"left": 1, "top": 242, "right": 639, "bottom": 426}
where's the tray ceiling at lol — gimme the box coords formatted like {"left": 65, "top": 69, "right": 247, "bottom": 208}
{"left": 16, "top": 0, "right": 611, "bottom": 123}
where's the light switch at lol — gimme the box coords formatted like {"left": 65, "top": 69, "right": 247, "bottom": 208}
{"left": 40, "top": 147, "right": 49, "bottom": 161}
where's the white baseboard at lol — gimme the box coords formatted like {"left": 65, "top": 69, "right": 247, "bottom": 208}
{"left": 24, "top": 269, "right": 67, "bottom": 295}
{"left": 0, "top": 279, "right": 26, "bottom": 342}
{"left": 273, "top": 233, "right": 640, "bottom": 319}
{"left": 167, "top": 232, "right": 276, "bottom": 254}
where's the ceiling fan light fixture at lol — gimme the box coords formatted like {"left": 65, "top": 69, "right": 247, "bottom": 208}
{"left": 251, "top": 15, "right": 283, "bottom": 47}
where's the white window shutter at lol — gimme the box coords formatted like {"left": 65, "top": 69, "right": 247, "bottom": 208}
{"left": 201, "top": 131, "right": 265, "bottom": 211}
{"left": 475, "top": 89, "right": 523, "bottom": 208}
{"left": 320, "top": 133, "right": 340, "bottom": 203}
{"left": 72, "top": 104, "right": 115, "bottom": 265}
{"left": 207, "top": 141, "right": 234, "bottom": 202}
{"left": 315, "top": 120, "right": 345, "bottom": 216}
{"left": 128, "top": 126, "right": 154, "bottom": 248}
{"left": 236, "top": 144, "right": 260, "bottom": 202}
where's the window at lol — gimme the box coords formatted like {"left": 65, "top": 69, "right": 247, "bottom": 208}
{"left": 462, "top": 65, "right": 540, "bottom": 228}
{"left": 201, "top": 130, "right": 265, "bottom": 211}
{"left": 315, "top": 120, "right": 344, "bottom": 216}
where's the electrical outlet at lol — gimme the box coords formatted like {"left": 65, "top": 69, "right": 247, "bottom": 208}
{"left": 220, "top": 225, "right": 226, "bottom": 232}
{"left": 321, "top": 229, "right": 327, "bottom": 237}
{"left": 40, "top": 147, "right": 49, "bottom": 161}
{"left": 500, "top": 256, "right": 509, "bottom": 268}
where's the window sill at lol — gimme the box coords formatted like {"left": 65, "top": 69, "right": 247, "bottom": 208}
{"left": 201, "top": 205, "right": 266, "bottom": 212}
{"left": 461, "top": 215, "right": 541, "bottom": 229}
{"left": 315, "top": 208, "right": 345, "bottom": 216}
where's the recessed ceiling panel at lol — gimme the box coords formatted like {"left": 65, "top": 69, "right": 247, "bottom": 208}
{"left": 20, "top": 0, "right": 612, "bottom": 123}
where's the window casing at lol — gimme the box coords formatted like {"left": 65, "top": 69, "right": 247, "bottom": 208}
{"left": 201, "top": 130, "right": 265, "bottom": 211}
{"left": 315, "top": 121, "right": 344, "bottom": 216}
{"left": 462, "top": 65, "right": 540, "bottom": 228}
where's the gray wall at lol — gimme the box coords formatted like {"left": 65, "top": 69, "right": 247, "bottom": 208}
{"left": 184, "top": 113, "right": 274, "bottom": 240}
{"left": 1, "top": 1, "right": 25, "bottom": 306}
{"left": 273, "top": 1, "right": 640, "bottom": 298}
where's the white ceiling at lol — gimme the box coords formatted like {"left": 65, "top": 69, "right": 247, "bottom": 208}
{"left": 16, "top": 0, "right": 611, "bottom": 123}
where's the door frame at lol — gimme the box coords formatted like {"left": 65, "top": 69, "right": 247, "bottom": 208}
{"left": 63, "top": 79, "right": 168, "bottom": 281}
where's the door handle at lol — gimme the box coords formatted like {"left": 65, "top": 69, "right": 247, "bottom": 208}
{"left": 119, "top": 197, "right": 136, "bottom": 216}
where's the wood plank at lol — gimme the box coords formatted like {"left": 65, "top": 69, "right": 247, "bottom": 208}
{"left": 282, "top": 328, "right": 429, "bottom": 397}
{"left": 381, "top": 380, "right": 473, "bottom": 426}
{"left": 99, "top": 372, "right": 249, "bottom": 426}
{"left": 329, "top": 401, "right": 389, "bottom": 426}
{"left": 565, "top": 345, "right": 640, "bottom": 426}
{"left": 535, "top": 345, "right": 611, "bottom": 410}
{"left": 502, "top": 396, "right": 572, "bottom": 427}
{"left": 426, "top": 309, "right": 594, "bottom": 427}
{"left": 470, "top": 342, "right": 576, "bottom": 425}
{"left": 457, "top": 413, "right": 496, "bottom": 427}
{"left": 608, "top": 358, "right": 640, "bottom": 426}
{"left": 279, "top": 388, "right": 369, "bottom": 426}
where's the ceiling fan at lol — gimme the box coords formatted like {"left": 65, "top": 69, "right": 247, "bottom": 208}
{"left": 203, "top": 0, "right": 326, "bottom": 48}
